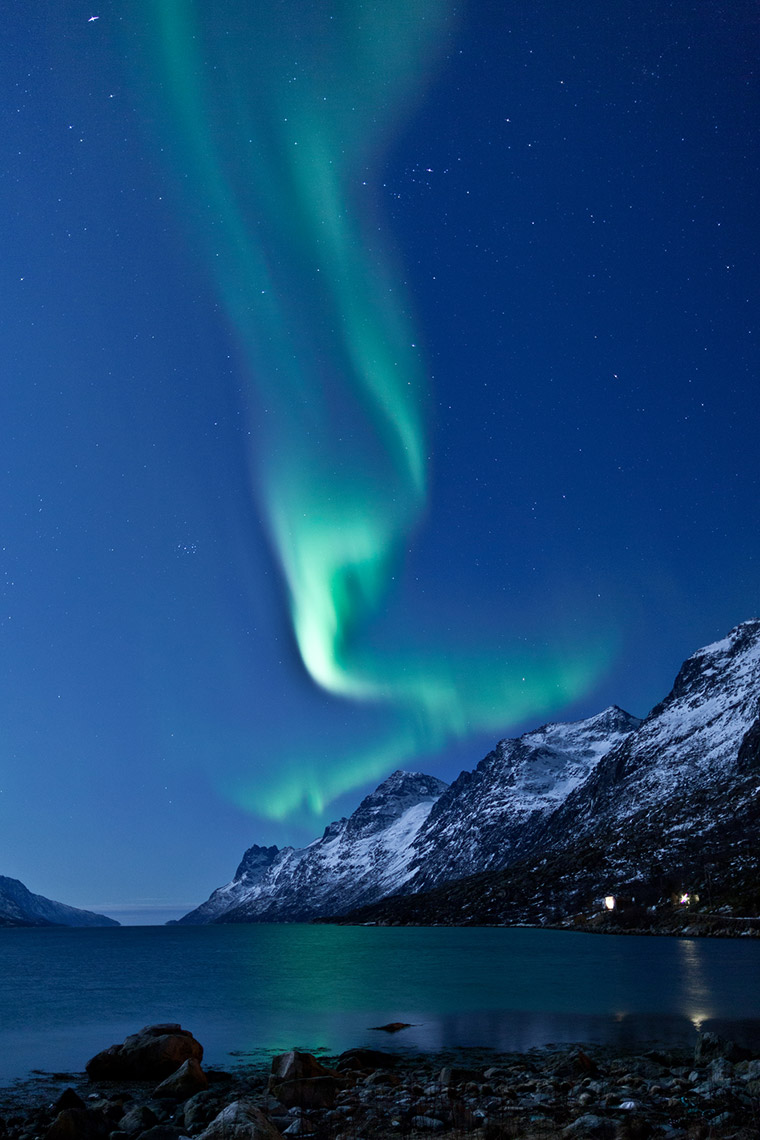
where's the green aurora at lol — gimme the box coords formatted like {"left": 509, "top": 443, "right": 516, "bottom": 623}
{"left": 142, "top": 0, "right": 613, "bottom": 820}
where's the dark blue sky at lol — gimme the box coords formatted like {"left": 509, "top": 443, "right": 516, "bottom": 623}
{"left": 1, "top": 1, "right": 757, "bottom": 923}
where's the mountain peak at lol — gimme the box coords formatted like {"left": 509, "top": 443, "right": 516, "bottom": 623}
{"left": 589, "top": 705, "right": 642, "bottom": 729}
{"left": 650, "top": 618, "right": 760, "bottom": 719}
{"left": 517, "top": 705, "right": 642, "bottom": 750}
{"left": 233, "top": 844, "right": 279, "bottom": 883}
{"left": 176, "top": 619, "right": 759, "bottom": 928}
{"left": 405, "top": 704, "right": 643, "bottom": 892}
{"left": 175, "top": 768, "right": 448, "bottom": 924}
{"left": 692, "top": 618, "right": 760, "bottom": 663}
{"left": 345, "top": 771, "right": 449, "bottom": 840}
{"left": 359, "top": 769, "right": 448, "bottom": 805}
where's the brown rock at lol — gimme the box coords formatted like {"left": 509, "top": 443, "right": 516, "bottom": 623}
{"left": 270, "top": 1051, "right": 335, "bottom": 1082}
{"left": 335, "top": 1048, "right": 397, "bottom": 1072}
{"left": 197, "top": 1101, "right": 283, "bottom": 1140}
{"left": 86, "top": 1024, "right": 203, "bottom": 1082}
{"left": 694, "top": 1032, "right": 751, "bottom": 1065}
{"left": 117, "top": 1106, "right": 159, "bottom": 1136}
{"left": 363, "top": 1070, "right": 399, "bottom": 1087}
{"left": 575, "top": 1051, "right": 600, "bottom": 1076}
{"left": 268, "top": 1050, "right": 345, "bottom": 1109}
{"left": 153, "top": 1058, "right": 208, "bottom": 1100}
{"left": 45, "top": 1109, "right": 108, "bottom": 1140}
{"left": 268, "top": 1077, "right": 341, "bottom": 1111}
{"left": 46, "top": 1111, "right": 86, "bottom": 1140}
{"left": 180, "top": 1092, "right": 222, "bottom": 1132}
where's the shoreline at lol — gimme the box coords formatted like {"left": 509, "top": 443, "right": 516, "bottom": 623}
{"left": 4, "top": 912, "right": 759, "bottom": 937}
{"left": 1, "top": 1032, "right": 759, "bottom": 1140}
{"left": 343, "top": 916, "right": 760, "bottom": 938}
{"left": 548, "top": 914, "right": 760, "bottom": 939}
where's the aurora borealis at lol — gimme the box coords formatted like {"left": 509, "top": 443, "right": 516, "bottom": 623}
{"left": 141, "top": 0, "right": 611, "bottom": 817}
{"left": 2, "top": 1, "right": 758, "bottom": 920}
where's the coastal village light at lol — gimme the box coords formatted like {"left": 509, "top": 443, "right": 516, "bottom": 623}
{"left": 604, "top": 896, "right": 616, "bottom": 910}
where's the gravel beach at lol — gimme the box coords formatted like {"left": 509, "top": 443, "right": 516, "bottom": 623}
{"left": 1, "top": 1029, "right": 759, "bottom": 1140}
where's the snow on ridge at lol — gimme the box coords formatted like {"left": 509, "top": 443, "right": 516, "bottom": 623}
{"left": 177, "top": 769, "right": 447, "bottom": 922}
{"left": 689, "top": 618, "right": 760, "bottom": 663}
{"left": 177, "top": 620, "right": 760, "bottom": 924}
{"left": 496, "top": 706, "right": 640, "bottom": 799}
{"left": 401, "top": 703, "right": 645, "bottom": 893}
{"left": 494, "top": 709, "right": 642, "bottom": 792}
{"left": 586, "top": 620, "right": 760, "bottom": 824}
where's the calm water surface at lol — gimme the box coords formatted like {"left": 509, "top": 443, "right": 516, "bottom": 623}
{"left": 0, "top": 925, "right": 758, "bottom": 1085}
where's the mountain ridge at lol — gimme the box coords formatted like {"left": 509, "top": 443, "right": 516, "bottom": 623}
{"left": 175, "top": 619, "right": 760, "bottom": 927}
{"left": 331, "top": 620, "right": 760, "bottom": 928}
{"left": 175, "top": 771, "right": 448, "bottom": 924}
{"left": 0, "top": 875, "right": 120, "bottom": 927}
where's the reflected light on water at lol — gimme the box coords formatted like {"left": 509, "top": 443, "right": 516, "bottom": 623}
{"left": 2, "top": 926, "right": 759, "bottom": 1084}
{"left": 689, "top": 1011, "right": 711, "bottom": 1032}
{"left": 677, "top": 938, "right": 714, "bottom": 1031}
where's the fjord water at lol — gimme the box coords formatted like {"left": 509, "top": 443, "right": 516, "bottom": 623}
{"left": 0, "top": 925, "right": 758, "bottom": 1084}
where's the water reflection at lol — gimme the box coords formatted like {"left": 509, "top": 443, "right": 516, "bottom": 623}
{"left": 676, "top": 937, "right": 714, "bottom": 1032}
{"left": 0, "top": 925, "right": 758, "bottom": 1084}
{"left": 388, "top": 1009, "right": 735, "bottom": 1055}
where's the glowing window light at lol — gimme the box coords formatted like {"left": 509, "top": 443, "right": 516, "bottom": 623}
{"left": 604, "top": 896, "right": 616, "bottom": 910}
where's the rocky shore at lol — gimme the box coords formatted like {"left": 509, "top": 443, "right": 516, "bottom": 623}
{"left": 1, "top": 1025, "right": 759, "bottom": 1140}
{"left": 550, "top": 912, "right": 760, "bottom": 940}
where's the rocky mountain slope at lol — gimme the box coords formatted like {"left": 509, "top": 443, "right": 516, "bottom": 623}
{"left": 403, "top": 705, "right": 641, "bottom": 893}
{"left": 530, "top": 619, "right": 760, "bottom": 875}
{"left": 178, "top": 619, "right": 760, "bottom": 927}
{"left": 0, "top": 876, "right": 120, "bottom": 927}
{"left": 332, "top": 620, "right": 760, "bottom": 927}
{"left": 176, "top": 771, "right": 448, "bottom": 923}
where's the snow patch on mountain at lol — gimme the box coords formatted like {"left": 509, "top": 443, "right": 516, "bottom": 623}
{"left": 176, "top": 771, "right": 448, "bottom": 924}
{"left": 404, "top": 705, "right": 641, "bottom": 891}
{"left": 177, "top": 620, "right": 760, "bottom": 926}
{"left": 532, "top": 619, "right": 760, "bottom": 863}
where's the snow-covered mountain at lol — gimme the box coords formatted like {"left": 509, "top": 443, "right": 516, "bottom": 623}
{"left": 179, "top": 710, "right": 639, "bottom": 925}
{"left": 177, "top": 620, "right": 760, "bottom": 926}
{"left": 335, "top": 619, "right": 760, "bottom": 926}
{"left": 405, "top": 705, "right": 641, "bottom": 892}
{"left": 531, "top": 618, "right": 760, "bottom": 874}
{"left": 176, "top": 771, "right": 448, "bottom": 923}
{"left": 0, "top": 876, "right": 120, "bottom": 927}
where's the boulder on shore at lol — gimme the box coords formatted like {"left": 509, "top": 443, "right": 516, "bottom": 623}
{"left": 335, "top": 1047, "right": 397, "bottom": 1071}
{"left": 86, "top": 1023, "right": 203, "bottom": 1082}
{"left": 269, "top": 1051, "right": 335, "bottom": 1083}
{"left": 197, "top": 1100, "right": 283, "bottom": 1140}
{"left": 44, "top": 1107, "right": 109, "bottom": 1140}
{"left": 153, "top": 1057, "right": 208, "bottom": 1099}
{"left": 694, "top": 1030, "right": 751, "bottom": 1065}
{"left": 267, "top": 1050, "right": 343, "bottom": 1110}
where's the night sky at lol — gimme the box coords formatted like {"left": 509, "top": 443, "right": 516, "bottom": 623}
{"left": 2, "top": 2, "right": 758, "bottom": 924}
